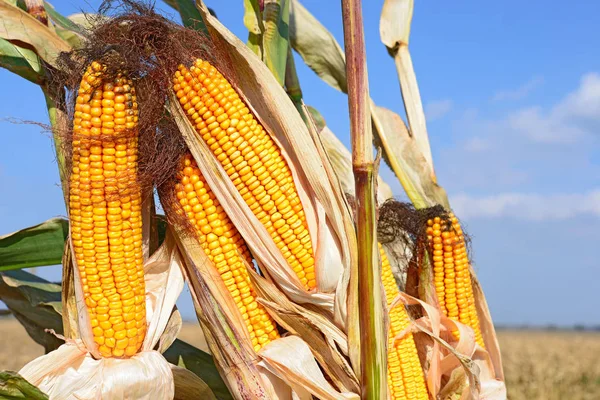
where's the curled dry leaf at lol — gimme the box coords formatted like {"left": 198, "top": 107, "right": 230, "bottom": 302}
{"left": 372, "top": 105, "right": 448, "bottom": 209}
{"left": 379, "top": 0, "right": 413, "bottom": 48}
{"left": 0, "top": 1, "right": 70, "bottom": 68}
{"left": 258, "top": 336, "right": 359, "bottom": 400}
{"left": 248, "top": 268, "right": 359, "bottom": 393}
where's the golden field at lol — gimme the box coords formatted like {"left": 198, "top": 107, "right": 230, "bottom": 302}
{"left": 0, "top": 317, "right": 598, "bottom": 399}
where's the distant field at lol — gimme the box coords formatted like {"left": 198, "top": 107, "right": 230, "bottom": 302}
{"left": 1, "top": 317, "right": 598, "bottom": 399}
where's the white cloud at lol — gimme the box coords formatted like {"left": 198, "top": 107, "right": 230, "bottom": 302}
{"left": 425, "top": 99, "right": 453, "bottom": 120}
{"left": 463, "top": 137, "right": 490, "bottom": 152}
{"left": 451, "top": 190, "right": 600, "bottom": 220}
{"left": 492, "top": 76, "right": 544, "bottom": 102}
{"left": 506, "top": 73, "right": 600, "bottom": 143}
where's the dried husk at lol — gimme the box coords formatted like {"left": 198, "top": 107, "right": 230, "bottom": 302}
{"left": 175, "top": 1, "right": 357, "bottom": 323}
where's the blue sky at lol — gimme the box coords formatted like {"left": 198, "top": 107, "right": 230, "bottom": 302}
{"left": 1, "top": 0, "right": 599, "bottom": 326}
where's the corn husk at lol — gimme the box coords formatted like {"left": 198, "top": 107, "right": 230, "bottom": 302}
{"left": 179, "top": 1, "right": 356, "bottom": 325}
{"left": 19, "top": 233, "right": 185, "bottom": 399}
{"left": 162, "top": 2, "right": 363, "bottom": 396}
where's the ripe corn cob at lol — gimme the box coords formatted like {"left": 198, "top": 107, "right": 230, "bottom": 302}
{"left": 426, "top": 214, "right": 484, "bottom": 348}
{"left": 172, "top": 153, "right": 280, "bottom": 351}
{"left": 173, "top": 60, "right": 316, "bottom": 290}
{"left": 380, "top": 244, "right": 429, "bottom": 400}
{"left": 69, "top": 61, "right": 145, "bottom": 358}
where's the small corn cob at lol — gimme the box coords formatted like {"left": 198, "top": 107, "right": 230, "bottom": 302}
{"left": 172, "top": 153, "right": 280, "bottom": 351}
{"left": 426, "top": 214, "right": 484, "bottom": 348}
{"left": 173, "top": 60, "right": 316, "bottom": 290}
{"left": 69, "top": 61, "right": 145, "bottom": 358}
{"left": 380, "top": 244, "right": 429, "bottom": 400}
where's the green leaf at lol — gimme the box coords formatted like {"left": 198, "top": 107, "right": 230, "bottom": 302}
{"left": 0, "top": 1, "right": 71, "bottom": 67}
{"left": 0, "top": 217, "right": 168, "bottom": 272}
{"left": 0, "top": 219, "right": 68, "bottom": 271}
{"left": 164, "top": 340, "right": 232, "bottom": 400}
{"left": 43, "top": 2, "right": 84, "bottom": 34}
{"left": 262, "top": 0, "right": 290, "bottom": 85}
{"left": 0, "top": 270, "right": 63, "bottom": 353}
{"left": 162, "top": 0, "right": 207, "bottom": 32}
{"left": 0, "top": 37, "right": 43, "bottom": 84}
{"left": 0, "top": 371, "right": 49, "bottom": 400}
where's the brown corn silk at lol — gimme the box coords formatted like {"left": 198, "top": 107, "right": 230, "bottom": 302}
{"left": 69, "top": 61, "right": 146, "bottom": 358}
{"left": 173, "top": 60, "right": 317, "bottom": 290}
{"left": 427, "top": 214, "right": 484, "bottom": 348}
{"left": 168, "top": 152, "right": 280, "bottom": 351}
{"left": 380, "top": 244, "right": 428, "bottom": 400}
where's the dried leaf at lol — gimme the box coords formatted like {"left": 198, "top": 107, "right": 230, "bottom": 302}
{"left": 379, "top": 0, "right": 413, "bottom": 48}
{"left": 258, "top": 336, "right": 359, "bottom": 400}
{"left": 0, "top": 1, "right": 70, "bottom": 67}
{"left": 248, "top": 269, "right": 358, "bottom": 393}
{"left": 289, "top": 0, "right": 346, "bottom": 92}
{"left": 372, "top": 105, "right": 448, "bottom": 209}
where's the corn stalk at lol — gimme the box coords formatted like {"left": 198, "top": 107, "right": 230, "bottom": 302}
{"left": 340, "top": 0, "right": 386, "bottom": 398}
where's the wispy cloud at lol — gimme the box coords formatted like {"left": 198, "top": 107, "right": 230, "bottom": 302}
{"left": 425, "top": 99, "right": 453, "bottom": 120}
{"left": 507, "top": 73, "right": 600, "bottom": 143}
{"left": 492, "top": 76, "right": 544, "bottom": 102}
{"left": 451, "top": 190, "right": 600, "bottom": 220}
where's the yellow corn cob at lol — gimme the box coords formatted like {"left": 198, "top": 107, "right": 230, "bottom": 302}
{"left": 69, "top": 61, "right": 145, "bottom": 358}
{"left": 172, "top": 153, "right": 280, "bottom": 351}
{"left": 173, "top": 60, "right": 316, "bottom": 290}
{"left": 426, "top": 214, "right": 484, "bottom": 348}
{"left": 380, "top": 244, "right": 429, "bottom": 400}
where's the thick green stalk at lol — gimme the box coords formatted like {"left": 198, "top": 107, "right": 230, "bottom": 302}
{"left": 341, "top": 0, "right": 386, "bottom": 398}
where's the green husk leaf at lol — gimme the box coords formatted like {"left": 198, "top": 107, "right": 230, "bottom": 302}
{"left": 0, "top": 37, "right": 43, "bottom": 84}
{"left": 0, "top": 371, "right": 49, "bottom": 400}
{"left": 0, "top": 219, "right": 68, "bottom": 272}
{"left": 244, "top": 0, "right": 290, "bottom": 85}
{"left": 0, "top": 1, "right": 70, "bottom": 67}
{"left": 0, "top": 270, "right": 63, "bottom": 353}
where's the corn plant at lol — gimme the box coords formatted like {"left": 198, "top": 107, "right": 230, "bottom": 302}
{"left": 0, "top": 0, "right": 505, "bottom": 399}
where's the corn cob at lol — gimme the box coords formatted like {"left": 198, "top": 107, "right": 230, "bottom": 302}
{"left": 172, "top": 153, "right": 280, "bottom": 351}
{"left": 380, "top": 244, "right": 429, "bottom": 400}
{"left": 426, "top": 214, "right": 484, "bottom": 348}
{"left": 69, "top": 62, "right": 145, "bottom": 358}
{"left": 173, "top": 60, "right": 316, "bottom": 290}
